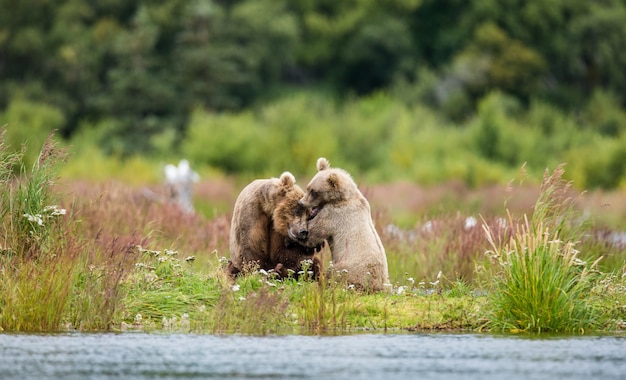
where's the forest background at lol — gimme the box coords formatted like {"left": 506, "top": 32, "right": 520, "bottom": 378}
{"left": 2, "top": 0, "right": 626, "bottom": 192}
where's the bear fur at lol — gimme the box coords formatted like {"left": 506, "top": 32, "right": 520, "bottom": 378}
{"left": 228, "top": 172, "right": 319, "bottom": 278}
{"left": 296, "top": 158, "right": 389, "bottom": 291}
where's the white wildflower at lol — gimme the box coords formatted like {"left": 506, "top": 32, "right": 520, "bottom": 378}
{"left": 23, "top": 213, "right": 44, "bottom": 226}
{"left": 422, "top": 220, "right": 434, "bottom": 233}
{"left": 231, "top": 284, "right": 240, "bottom": 292}
{"left": 43, "top": 205, "right": 66, "bottom": 216}
{"left": 430, "top": 271, "right": 443, "bottom": 286}
{"left": 464, "top": 216, "right": 477, "bottom": 230}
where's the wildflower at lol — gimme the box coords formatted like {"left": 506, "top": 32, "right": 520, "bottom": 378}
{"left": 231, "top": 284, "right": 240, "bottom": 292}
{"left": 238, "top": 296, "right": 246, "bottom": 301}
{"left": 422, "top": 220, "right": 434, "bottom": 233}
{"left": 134, "top": 314, "right": 143, "bottom": 323}
{"left": 407, "top": 277, "right": 415, "bottom": 285}
{"left": 23, "top": 213, "right": 44, "bottom": 226}
{"left": 265, "top": 281, "right": 277, "bottom": 287}
{"left": 397, "top": 286, "right": 406, "bottom": 295}
{"left": 43, "top": 205, "right": 66, "bottom": 216}
{"left": 218, "top": 256, "right": 229, "bottom": 266}
{"left": 184, "top": 256, "right": 196, "bottom": 262}
{"left": 464, "top": 216, "right": 477, "bottom": 230}
{"left": 430, "top": 271, "right": 442, "bottom": 287}
{"left": 164, "top": 249, "right": 178, "bottom": 256}
{"left": 258, "top": 269, "right": 269, "bottom": 277}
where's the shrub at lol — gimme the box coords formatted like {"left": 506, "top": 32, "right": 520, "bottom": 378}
{"left": 0, "top": 98, "right": 65, "bottom": 173}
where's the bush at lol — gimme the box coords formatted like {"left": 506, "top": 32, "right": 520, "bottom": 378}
{"left": 0, "top": 98, "right": 65, "bottom": 172}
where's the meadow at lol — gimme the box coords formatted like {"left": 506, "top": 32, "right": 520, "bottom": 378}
{"left": 1, "top": 129, "right": 625, "bottom": 335}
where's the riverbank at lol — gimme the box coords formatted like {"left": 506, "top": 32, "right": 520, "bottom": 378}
{"left": 1, "top": 136, "right": 625, "bottom": 334}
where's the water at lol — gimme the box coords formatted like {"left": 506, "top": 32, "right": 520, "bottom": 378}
{"left": 1, "top": 332, "right": 625, "bottom": 380}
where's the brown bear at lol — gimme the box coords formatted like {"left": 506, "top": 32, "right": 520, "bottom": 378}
{"left": 296, "top": 158, "right": 390, "bottom": 292}
{"left": 228, "top": 172, "right": 319, "bottom": 279}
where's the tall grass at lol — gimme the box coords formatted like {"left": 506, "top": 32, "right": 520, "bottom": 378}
{"left": 0, "top": 129, "right": 74, "bottom": 330}
{"left": 1, "top": 126, "right": 623, "bottom": 334}
{"left": 483, "top": 166, "right": 605, "bottom": 332}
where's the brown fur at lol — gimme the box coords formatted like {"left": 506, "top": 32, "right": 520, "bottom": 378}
{"left": 297, "top": 158, "right": 389, "bottom": 291}
{"left": 229, "top": 172, "right": 319, "bottom": 278}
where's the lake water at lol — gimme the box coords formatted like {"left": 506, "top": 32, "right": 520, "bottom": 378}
{"left": 1, "top": 332, "right": 625, "bottom": 380}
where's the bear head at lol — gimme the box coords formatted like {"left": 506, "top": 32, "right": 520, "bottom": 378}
{"left": 272, "top": 171, "right": 309, "bottom": 241}
{"left": 298, "top": 157, "right": 359, "bottom": 218}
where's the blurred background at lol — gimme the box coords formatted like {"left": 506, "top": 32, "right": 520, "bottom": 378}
{"left": 1, "top": 0, "right": 626, "bottom": 193}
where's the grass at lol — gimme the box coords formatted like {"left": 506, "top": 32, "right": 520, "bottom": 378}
{"left": 0, "top": 130, "right": 625, "bottom": 334}
{"left": 482, "top": 166, "right": 620, "bottom": 333}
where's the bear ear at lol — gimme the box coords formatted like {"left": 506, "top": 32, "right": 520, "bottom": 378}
{"left": 327, "top": 173, "right": 340, "bottom": 189}
{"left": 279, "top": 171, "right": 296, "bottom": 188}
{"left": 317, "top": 157, "right": 330, "bottom": 171}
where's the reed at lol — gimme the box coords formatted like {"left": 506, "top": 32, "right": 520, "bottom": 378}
{"left": 295, "top": 250, "right": 350, "bottom": 334}
{"left": 483, "top": 166, "right": 605, "bottom": 332}
{"left": 0, "top": 130, "right": 75, "bottom": 331}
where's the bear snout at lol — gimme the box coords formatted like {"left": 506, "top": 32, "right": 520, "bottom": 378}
{"left": 299, "top": 229, "right": 308, "bottom": 239}
{"left": 288, "top": 226, "right": 308, "bottom": 242}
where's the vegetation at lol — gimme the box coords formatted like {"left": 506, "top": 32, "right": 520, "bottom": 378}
{"left": 2, "top": 0, "right": 626, "bottom": 189}
{"left": 1, "top": 132, "right": 625, "bottom": 335}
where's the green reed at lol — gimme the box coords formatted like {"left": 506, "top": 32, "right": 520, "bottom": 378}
{"left": 0, "top": 129, "right": 74, "bottom": 331}
{"left": 483, "top": 166, "right": 605, "bottom": 333}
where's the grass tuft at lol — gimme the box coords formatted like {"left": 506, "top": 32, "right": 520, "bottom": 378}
{"left": 483, "top": 165, "right": 605, "bottom": 333}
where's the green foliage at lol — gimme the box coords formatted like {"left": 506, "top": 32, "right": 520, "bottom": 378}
{"left": 0, "top": 129, "right": 74, "bottom": 331}
{"left": 124, "top": 248, "right": 220, "bottom": 324}
{"left": 483, "top": 166, "right": 606, "bottom": 333}
{"left": 3, "top": 0, "right": 626, "bottom": 155}
{"left": 582, "top": 90, "right": 626, "bottom": 137}
{"left": 1, "top": 98, "right": 65, "bottom": 172}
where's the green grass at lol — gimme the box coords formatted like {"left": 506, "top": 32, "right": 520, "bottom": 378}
{"left": 482, "top": 166, "right": 612, "bottom": 333}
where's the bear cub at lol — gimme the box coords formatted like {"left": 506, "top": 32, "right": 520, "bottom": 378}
{"left": 229, "top": 172, "right": 320, "bottom": 279}
{"left": 296, "top": 158, "right": 389, "bottom": 291}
